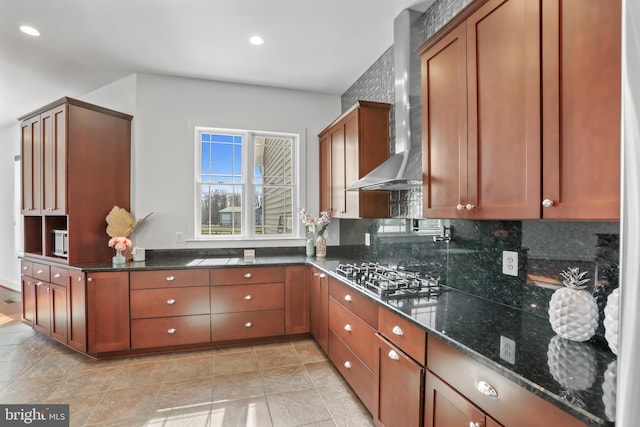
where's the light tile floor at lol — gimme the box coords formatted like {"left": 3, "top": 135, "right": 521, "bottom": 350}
{"left": 0, "top": 321, "right": 375, "bottom": 427}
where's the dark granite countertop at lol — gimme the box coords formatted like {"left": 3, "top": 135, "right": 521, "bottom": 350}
{"left": 70, "top": 254, "right": 615, "bottom": 426}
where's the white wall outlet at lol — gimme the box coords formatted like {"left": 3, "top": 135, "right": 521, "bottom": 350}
{"left": 502, "top": 250, "right": 518, "bottom": 276}
{"left": 244, "top": 249, "right": 255, "bottom": 259}
{"left": 499, "top": 335, "right": 516, "bottom": 364}
{"left": 365, "top": 233, "right": 371, "bottom": 246}
{"left": 176, "top": 232, "right": 184, "bottom": 243}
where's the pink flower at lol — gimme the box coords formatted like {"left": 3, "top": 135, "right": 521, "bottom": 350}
{"left": 108, "top": 236, "right": 132, "bottom": 252}
{"left": 298, "top": 208, "right": 333, "bottom": 236}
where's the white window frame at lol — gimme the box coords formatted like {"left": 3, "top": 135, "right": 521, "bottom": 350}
{"left": 194, "top": 125, "right": 301, "bottom": 241}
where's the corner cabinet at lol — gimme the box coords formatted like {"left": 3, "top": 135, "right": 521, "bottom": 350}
{"left": 419, "top": 0, "right": 621, "bottom": 220}
{"left": 318, "top": 101, "right": 391, "bottom": 219}
{"left": 19, "top": 97, "right": 132, "bottom": 264}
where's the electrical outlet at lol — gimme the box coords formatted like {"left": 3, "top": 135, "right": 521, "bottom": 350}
{"left": 176, "top": 232, "right": 184, "bottom": 243}
{"left": 499, "top": 335, "right": 516, "bottom": 364}
{"left": 502, "top": 251, "right": 518, "bottom": 276}
{"left": 365, "top": 233, "right": 371, "bottom": 246}
{"left": 244, "top": 249, "right": 255, "bottom": 260}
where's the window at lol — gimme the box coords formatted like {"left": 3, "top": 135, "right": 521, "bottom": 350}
{"left": 196, "top": 127, "right": 297, "bottom": 239}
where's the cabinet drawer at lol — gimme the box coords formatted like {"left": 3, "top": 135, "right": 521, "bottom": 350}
{"left": 50, "top": 266, "right": 68, "bottom": 286}
{"left": 130, "top": 269, "right": 210, "bottom": 289}
{"left": 427, "top": 335, "right": 586, "bottom": 427}
{"left": 131, "top": 287, "right": 210, "bottom": 319}
{"left": 211, "top": 310, "right": 284, "bottom": 341}
{"left": 20, "top": 260, "right": 33, "bottom": 278}
{"left": 329, "top": 279, "right": 378, "bottom": 328}
{"left": 32, "top": 263, "right": 50, "bottom": 282}
{"left": 131, "top": 314, "right": 211, "bottom": 349}
{"left": 329, "top": 331, "right": 375, "bottom": 413}
{"left": 211, "top": 283, "right": 284, "bottom": 313}
{"left": 378, "top": 306, "right": 426, "bottom": 365}
{"left": 210, "top": 266, "right": 285, "bottom": 285}
{"left": 329, "top": 298, "right": 376, "bottom": 370}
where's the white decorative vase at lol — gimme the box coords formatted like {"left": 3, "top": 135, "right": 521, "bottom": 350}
{"left": 548, "top": 268, "right": 598, "bottom": 342}
{"left": 112, "top": 249, "right": 126, "bottom": 265}
{"left": 603, "top": 287, "right": 620, "bottom": 354}
{"left": 316, "top": 235, "right": 326, "bottom": 258}
{"left": 305, "top": 239, "right": 314, "bottom": 257}
{"left": 547, "top": 335, "right": 596, "bottom": 392}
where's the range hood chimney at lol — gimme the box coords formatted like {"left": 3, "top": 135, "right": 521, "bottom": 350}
{"left": 349, "top": 8, "right": 423, "bottom": 191}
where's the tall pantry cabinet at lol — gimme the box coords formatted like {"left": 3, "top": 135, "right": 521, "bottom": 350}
{"left": 19, "top": 97, "right": 132, "bottom": 264}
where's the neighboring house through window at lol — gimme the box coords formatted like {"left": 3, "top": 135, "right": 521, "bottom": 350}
{"left": 196, "top": 127, "right": 297, "bottom": 239}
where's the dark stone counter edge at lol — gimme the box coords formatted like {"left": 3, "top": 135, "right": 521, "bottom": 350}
{"left": 52, "top": 255, "right": 612, "bottom": 426}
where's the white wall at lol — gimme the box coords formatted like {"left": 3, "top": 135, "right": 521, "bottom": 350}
{"left": 0, "top": 124, "right": 20, "bottom": 291}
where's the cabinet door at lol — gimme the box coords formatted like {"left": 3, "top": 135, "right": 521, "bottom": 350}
{"left": 33, "top": 280, "right": 51, "bottom": 336}
{"left": 67, "top": 271, "right": 87, "bottom": 352}
{"left": 21, "top": 116, "right": 42, "bottom": 215}
{"left": 342, "top": 112, "right": 360, "bottom": 218}
{"left": 421, "top": 24, "right": 468, "bottom": 219}
{"left": 310, "top": 269, "right": 329, "bottom": 353}
{"left": 86, "top": 271, "right": 130, "bottom": 353}
{"left": 41, "top": 104, "right": 67, "bottom": 214}
{"left": 319, "top": 132, "right": 331, "bottom": 212}
{"left": 21, "top": 277, "right": 35, "bottom": 327}
{"left": 541, "top": 0, "right": 621, "bottom": 219}
{"left": 50, "top": 282, "right": 68, "bottom": 343}
{"left": 375, "top": 334, "right": 424, "bottom": 427}
{"left": 330, "top": 122, "right": 346, "bottom": 217}
{"left": 285, "top": 266, "right": 310, "bottom": 335}
{"left": 425, "top": 371, "right": 487, "bottom": 427}
{"left": 466, "top": 0, "right": 541, "bottom": 219}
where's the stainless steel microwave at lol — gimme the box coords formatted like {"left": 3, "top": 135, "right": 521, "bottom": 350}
{"left": 53, "top": 230, "right": 68, "bottom": 257}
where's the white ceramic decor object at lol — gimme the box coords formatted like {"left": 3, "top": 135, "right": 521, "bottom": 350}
{"left": 548, "top": 267, "right": 598, "bottom": 342}
{"left": 604, "top": 287, "right": 620, "bottom": 355}
{"left": 547, "top": 335, "right": 597, "bottom": 391}
{"left": 602, "top": 360, "right": 617, "bottom": 422}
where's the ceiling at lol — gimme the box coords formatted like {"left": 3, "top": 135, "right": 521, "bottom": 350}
{"left": 0, "top": 0, "right": 432, "bottom": 129}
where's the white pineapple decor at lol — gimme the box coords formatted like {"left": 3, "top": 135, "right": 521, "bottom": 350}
{"left": 547, "top": 335, "right": 597, "bottom": 392}
{"left": 603, "top": 287, "right": 620, "bottom": 355}
{"left": 548, "top": 267, "right": 598, "bottom": 342}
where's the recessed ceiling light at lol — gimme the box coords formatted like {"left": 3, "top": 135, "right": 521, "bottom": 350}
{"left": 249, "top": 35, "right": 264, "bottom": 46}
{"left": 20, "top": 25, "right": 40, "bottom": 36}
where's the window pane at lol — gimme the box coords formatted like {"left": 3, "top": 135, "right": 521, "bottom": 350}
{"left": 200, "top": 184, "right": 242, "bottom": 236}
{"left": 258, "top": 137, "right": 293, "bottom": 186}
{"left": 255, "top": 186, "right": 293, "bottom": 235}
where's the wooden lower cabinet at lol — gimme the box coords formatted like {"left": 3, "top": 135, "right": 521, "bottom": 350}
{"left": 310, "top": 268, "right": 329, "bottom": 353}
{"left": 375, "top": 334, "right": 424, "bottom": 427}
{"left": 66, "top": 270, "right": 87, "bottom": 352}
{"left": 21, "top": 275, "right": 35, "bottom": 327}
{"left": 285, "top": 266, "right": 310, "bottom": 334}
{"left": 425, "top": 371, "right": 502, "bottom": 427}
{"left": 211, "top": 310, "right": 284, "bottom": 341}
{"left": 86, "top": 271, "right": 130, "bottom": 354}
{"left": 132, "top": 315, "right": 211, "bottom": 349}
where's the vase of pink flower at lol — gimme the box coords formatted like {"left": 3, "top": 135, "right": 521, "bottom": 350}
{"left": 298, "top": 208, "right": 332, "bottom": 257}
{"left": 109, "top": 236, "right": 132, "bottom": 264}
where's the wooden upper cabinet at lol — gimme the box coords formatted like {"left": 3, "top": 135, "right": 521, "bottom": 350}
{"left": 421, "top": 0, "right": 541, "bottom": 220}
{"left": 318, "top": 101, "right": 391, "bottom": 219}
{"left": 21, "top": 116, "right": 42, "bottom": 215}
{"left": 541, "top": 0, "right": 621, "bottom": 220}
{"left": 41, "top": 105, "right": 67, "bottom": 215}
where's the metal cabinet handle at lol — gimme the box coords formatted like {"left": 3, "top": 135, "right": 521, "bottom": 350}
{"left": 476, "top": 380, "right": 498, "bottom": 398}
{"left": 87, "top": 278, "right": 93, "bottom": 282}
{"left": 244, "top": 295, "right": 253, "bottom": 300}
{"left": 54, "top": 273, "right": 61, "bottom": 278}
{"left": 166, "top": 276, "right": 175, "bottom": 281}
{"left": 469, "top": 422, "right": 481, "bottom": 427}
{"left": 392, "top": 326, "right": 404, "bottom": 336}
{"left": 167, "top": 328, "right": 176, "bottom": 334}
{"left": 245, "top": 322, "right": 253, "bottom": 328}
{"left": 344, "top": 295, "right": 352, "bottom": 302}
{"left": 542, "top": 198, "right": 554, "bottom": 208}
{"left": 22, "top": 266, "right": 28, "bottom": 271}
{"left": 36, "top": 269, "right": 43, "bottom": 274}
{"left": 466, "top": 204, "right": 475, "bottom": 211}
{"left": 167, "top": 299, "right": 176, "bottom": 305}
{"left": 388, "top": 350, "right": 400, "bottom": 361}
{"left": 319, "top": 273, "right": 327, "bottom": 278}
{"left": 344, "top": 324, "right": 352, "bottom": 332}
{"left": 344, "top": 361, "right": 352, "bottom": 369}
{"left": 244, "top": 273, "right": 253, "bottom": 278}
{"left": 456, "top": 204, "right": 465, "bottom": 211}
{"left": 35, "top": 281, "right": 43, "bottom": 286}
{"left": 78, "top": 276, "right": 83, "bottom": 282}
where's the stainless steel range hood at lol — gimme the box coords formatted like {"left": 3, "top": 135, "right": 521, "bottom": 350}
{"left": 349, "top": 8, "right": 423, "bottom": 191}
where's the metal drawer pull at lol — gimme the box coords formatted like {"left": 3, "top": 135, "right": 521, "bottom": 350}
{"left": 166, "top": 276, "right": 175, "bottom": 281}
{"left": 167, "top": 328, "right": 176, "bottom": 334}
{"left": 166, "top": 299, "right": 176, "bottom": 305}
{"left": 392, "top": 326, "right": 404, "bottom": 336}
{"left": 36, "top": 281, "right": 43, "bottom": 286}
{"left": 319, "top": 273, "right": 327, "bottom": 278}
{"left": 87, "top": 278, "right": 93, "bottom": 282}
{"left": 476, "top": 380, "right": 498, "bottom": 398}
{"left": 244, "top": 273, "right": 253, "bottom": 278}
{"left": 344, "top": 294, "right": 352, "bottom": 302}
{"left": 245, "top": 322, "right": 253, "bottom": 328}
{"left": 244, "top": 295, "right": 253, "bottom": 300}
{"left": 54, "top": 273, "right": 61, "bottom": 278}
{"left": 22, "top": 266, "right": 28, "bottom": 270}
{"left": 388, "top": 350, "right": 400, "bottom": 361}
{"left": 344, "top": 324, "right": 352, "bottom": 332}
{"left": 542, "top": 198, "right": 554, "bottom": 208}
{"left": 469, "top": 422, "right": 481, "bottom": 427}
{"left": 344, "top": 361, "right": 352, "bottom": 369}
{"left": 36, "top": 269, "right": 43, "bottom": 274}
{"left": 78, "top": 277, "right": 83, "bottom": 282}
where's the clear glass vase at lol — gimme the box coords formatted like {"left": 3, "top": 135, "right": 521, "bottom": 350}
{"left": 112, "top": 249, "right": 126, "bottom": 265}
{"left": 305, "top": 239, "right": 315, "bottom": 257}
